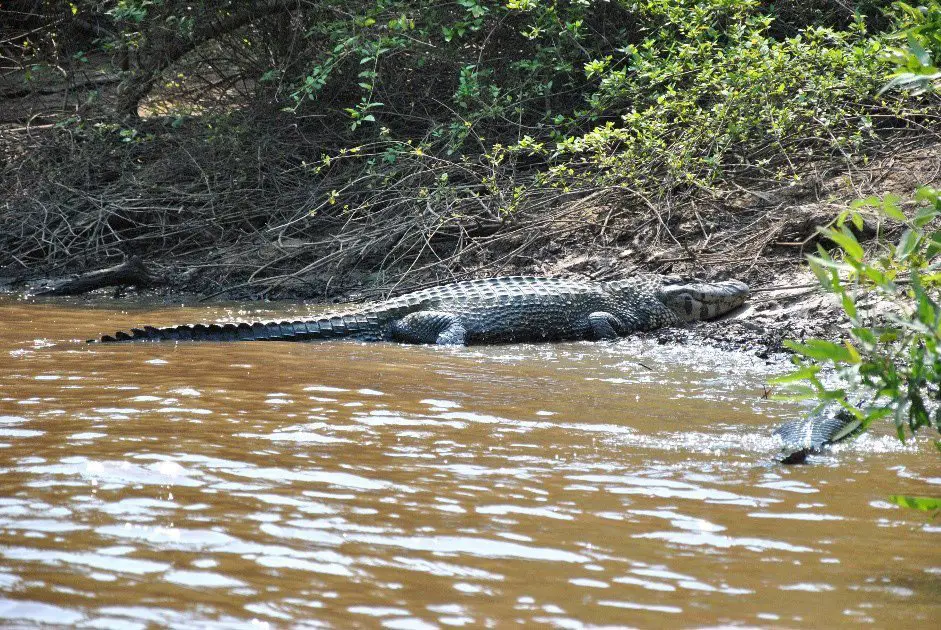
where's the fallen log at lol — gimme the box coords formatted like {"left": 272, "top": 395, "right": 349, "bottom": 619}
{"left": 34, "top": 256, "right": 156, "bottom": 296}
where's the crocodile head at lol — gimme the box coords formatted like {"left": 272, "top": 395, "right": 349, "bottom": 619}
{"left": 654, "top": 276, "right": 750, "bottom": 322}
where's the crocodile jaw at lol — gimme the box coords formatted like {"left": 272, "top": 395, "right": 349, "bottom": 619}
{"left": 657, "top": 279, "right": 750, "bottom": 322}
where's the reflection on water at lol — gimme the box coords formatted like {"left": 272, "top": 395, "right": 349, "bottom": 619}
{"left": 0, "top": 296, "right": 938, "bottom": 628}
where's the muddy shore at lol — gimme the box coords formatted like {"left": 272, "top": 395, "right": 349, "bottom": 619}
{"left": 2, "top": 139, "right": 938, "bottom": 361}
{"left": 0, "top": 266, "right": 848, "bottom": 361}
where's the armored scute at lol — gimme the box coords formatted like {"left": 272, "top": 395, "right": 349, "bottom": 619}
{"left": 96, "top": 275, "right": 750, "bottom": 346}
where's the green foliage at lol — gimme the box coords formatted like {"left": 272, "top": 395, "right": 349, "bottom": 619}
{"left": 776, "top": 188, "right": 941, "bottom": 442}
{"left": 546, "top": 3, "right": 888, "bottom": 190}
{"left": 889, "top": 494, "right": 941, "bottom": 514}
{"left": 882, "top": 1, "right": 941, "bottom": 94}
{"left": 17, "top": 2, "right": 923, "bottom": 189}
{"left": 772, "top": 189, "right": 941, "bottom": 515}
{"left": 773, "top": 5, "right": 941, "bottom": 482}
{"left": 3, "top": 1, "right": 933, "bottom": 301}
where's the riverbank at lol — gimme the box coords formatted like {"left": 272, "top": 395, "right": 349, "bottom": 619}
{"left": 3, "top": 136, "right": 938, "bottom": 359}
{"left": 3, "top": 1, "right": 939, "bottom": 360}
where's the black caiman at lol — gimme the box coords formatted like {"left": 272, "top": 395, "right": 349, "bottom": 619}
{"left": 94, "top": 275, "right": 749, "bottom": 345}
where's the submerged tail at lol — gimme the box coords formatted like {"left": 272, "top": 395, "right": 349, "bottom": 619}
{"left": 773, "top": 406, "right": 864, "bottom": 464}
{"left": 93, "top": 313, "right": 385, "bottom": 343}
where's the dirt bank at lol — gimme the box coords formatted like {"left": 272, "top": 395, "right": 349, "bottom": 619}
{"left": 2, "top": 137, "right": 939, "bottom": 360}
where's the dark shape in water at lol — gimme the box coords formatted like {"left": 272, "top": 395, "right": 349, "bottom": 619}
{"left": 774, "top": 406, "right": 864, "bottom": 464}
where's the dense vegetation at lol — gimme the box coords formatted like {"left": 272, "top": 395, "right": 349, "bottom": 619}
{"left": 772, "top": 2, "right": 940, "bottom": 511}
{"left": 0, "top": 1, "right": 936, "bottom": 296}
{"left": 776, "top": 184, "right": 941, "bottom": 512}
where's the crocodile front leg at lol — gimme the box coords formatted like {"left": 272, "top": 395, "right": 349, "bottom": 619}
{"left": 391, "top": 311, "right": 468, "bottom": 345}
{"left": 587, "top": 311, "right": 629, "bottom": 340}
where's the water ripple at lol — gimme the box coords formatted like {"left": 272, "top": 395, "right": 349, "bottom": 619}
{"left": 1, "top": 297, "right": 938, "bottom": 628}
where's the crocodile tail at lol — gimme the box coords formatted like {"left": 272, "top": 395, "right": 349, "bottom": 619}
{"left": 774, "top": 406, "right": 864, "bottom": 464}
{"left": 94, "top": 313, "right": 384, "bottom": 343}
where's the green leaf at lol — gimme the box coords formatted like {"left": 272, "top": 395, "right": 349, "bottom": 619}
{"left": 808, "top": 261, "right": 836, "bottom": 291}
{"left": 911, "top": 273, "right": 940, "bottom": 327}
{"left": 907, "top": 33, "right": 932, "bottom": 67}
{"left": 807, "top": 253, "right": 854, "bottom": 274}
{"left": 842, "top": 292, "right": 858, "bottom": 322}
{"left": 850, "top": 196, "right": 881, "bottom": 210}
{"left": 914, "top": 204, "right": 939, "bottom": 228}
{"left": 860, "top": 265, "right": 890, "bottom": 287}
{"left": 880, "top": 193, "right": 907, "bottom": 221}
{"left": 915, "top": 187, "right": 940, "bottom": 206}
{"left": 896, "top": 228, "right": 920, "bottom": 261}
{"left": 888, "top": 495, "right": 941, "bottom": 513}
{"left": 784, "top": 339, "right": 860, "bottom": 364}
{"left": 850, "top": 212, "right": 864, "bottom": 231}
{"left": 852, "top": 327, "right": 877, "bottom": 345}
{"left": 925, "top": 231, "right": 941, "bottom": 258}
{"left": 769, "top": 365, "right": 821, "bottom": 384}
{"left": 843, "top": 341, "right": 861, "bottom": 364}
{"left": 820, "top": 226, "right": 864, "bottom": 261}
{"left": 878, "top": 329, "right": 900, "bottom": 343}
{"left": 880, "top": 72, "right": 917, "bottom": 95}
{"left": 861, "top": 407, "right": 894, "bottom": 427}
{"left": 769, "top": 385, "right": 820, "bottom": 401}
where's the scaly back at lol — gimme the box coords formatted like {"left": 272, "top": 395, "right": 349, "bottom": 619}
{"left": 365, "top": 276, "right": 601, "bottom": 317}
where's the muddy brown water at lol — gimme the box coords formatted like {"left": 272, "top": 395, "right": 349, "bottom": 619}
{"left": 0, "top": 296, "right": 937, "bottom": 628}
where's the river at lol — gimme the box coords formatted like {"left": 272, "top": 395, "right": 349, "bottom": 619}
{"left": 0, "top": 296, "right": 937, "bottom": 628}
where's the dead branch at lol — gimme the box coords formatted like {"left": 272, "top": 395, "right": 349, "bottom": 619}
{"left": 34, "top": 256, "right": 157, "bottom": 296}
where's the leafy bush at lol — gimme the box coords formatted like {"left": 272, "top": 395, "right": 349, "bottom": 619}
{"left": 545, "top": 4, "right": 890, "bottom": 191}
{"left": 882, "top": 1, "right": 941, "bottom": 94}
{"left": 768, "top": 2, "right": 940, "bottom": 513}
{"left": 0, "top": 1, "right": 932, "bottom": 293}
{"left": 776, "top": 189, "right": 941, "bottom": 439}
{"left": 772, "top": 188, "right": 941, "bottom": 512}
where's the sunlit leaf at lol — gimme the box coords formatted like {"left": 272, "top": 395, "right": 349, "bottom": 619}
{"left": 926, "top": 231, "right": 941, "bottom": 258}
{"left": 860, "top": 265, "right": 890, "bottom": 288}
{"left": 896, "top": 228, "right": 919, "bottom": 260}
{"left": 852, "top": 327, "right": 876, "bottom": 345}
{"left": 914, "top": 205, "right": 939, "bottom": 228}
{"left": 842, "top": 292, "right": 858, "bottom": 322}
{"left": 907, "top": 33, "right": 932, "bottom": 67}
{"left": 806, "top": 254, "right": 854, "bottom": 274}
{"left": 850, "top": 212, "right": 865, "bottom": 231}
{"left": 769, "top": 365, "right": 821, "bottom": 384}
{"left": 851, "top": 196, "right": 881, "bottom": 209}
{"left": 770, "top": 385, "right": 820, "bottom": 401}
{"left": 821, "top": 226, "right": 864, "bottom": 260}
{"left": 879, "top": 193, "right": 907, "bottom": 221}
{"left": 784, "top": 339, "right": 860, "bottom": 364}
{"left": 843, "top": 341, "right": 861, "bottom": 364}
{"left": 888, "top": 495, "right": 941, "bottom": 514}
